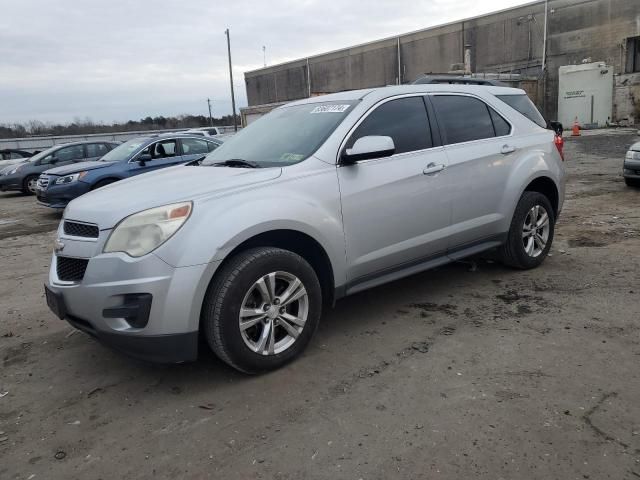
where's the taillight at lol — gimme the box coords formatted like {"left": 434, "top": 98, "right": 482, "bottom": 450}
{"left": 554, "top": 134, "right": 564, "bottom": 161}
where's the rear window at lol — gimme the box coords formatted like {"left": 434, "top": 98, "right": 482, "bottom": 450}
{"left": 496, "top": 94, "right": 546, "bottom": 128}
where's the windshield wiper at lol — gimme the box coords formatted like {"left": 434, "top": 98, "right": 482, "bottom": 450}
{"left": 212, "top": 158, "right": 260, "bottom": 168}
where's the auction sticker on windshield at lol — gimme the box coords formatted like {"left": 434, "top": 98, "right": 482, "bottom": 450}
{"left": 310, "top": 105, "right": 350, "bottom": 114}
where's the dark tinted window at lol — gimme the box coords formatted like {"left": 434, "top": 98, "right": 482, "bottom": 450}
{"left": 54, "top": 145, "right": 85, "bottom": 162}
{"left": 432, "top": 95, "right": 495, "bottom": 145}
{"left": 346, "top": 97, "right": 432, "bottom": 154}
{"left": 86, "top": 143, "right": 110, "bottom": 158}
{"left": 489, "top": 109, "right": 511, "bottom": 136}
{"left": 496, "top": 94, "right": 546, "bottom": 128}
{"left": 207, "top": 141, "right": 219, "bottom": 152}
{"left": 181, "top": 138, "right": 210, "bottom": 155}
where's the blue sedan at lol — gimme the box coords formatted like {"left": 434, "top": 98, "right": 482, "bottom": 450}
{"left": 36, "top": 134, "right": 222, "bottom": 208}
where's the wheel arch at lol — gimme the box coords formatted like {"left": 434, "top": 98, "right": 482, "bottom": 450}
{"left": 210, "top": 229, "right": 336, "bottom": 308}
{"left": 523, "top": 175, "right": 559, "bottom": 216}
{"left": 91, "top": 176, "right": 121, "bottom": 190}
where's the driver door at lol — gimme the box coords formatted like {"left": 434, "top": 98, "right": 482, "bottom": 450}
{"left": 337, "top": 95, "right": 452, "bottom": 290}
{"left": 129, "top": 139, "right": 182, "bottom": 176}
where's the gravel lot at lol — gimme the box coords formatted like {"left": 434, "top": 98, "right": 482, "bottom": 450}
{"left": 1, "top": 130, "right": 639, "bottom": 480}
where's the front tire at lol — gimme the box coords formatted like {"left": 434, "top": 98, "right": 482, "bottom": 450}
{"left": 22, "top": 175, "right": 38, "bottom": 195}
{"left": 202, "top": 247, "right": 322, "bottom": 374}
{"left": 625, "top": 177, "right": 640, "bottom": 188}
{"left": 499, "top": 191, "right": 555, "bottom": 269}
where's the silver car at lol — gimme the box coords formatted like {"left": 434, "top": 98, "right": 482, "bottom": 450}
{"left": 624, "top": 140, "right": 640, "bottom": 187}
{"left": 45, "top": 84, "right": 565, "bottom": 373}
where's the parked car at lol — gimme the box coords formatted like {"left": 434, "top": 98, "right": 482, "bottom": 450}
{"left": 0, "top": 141, "right": 119, "bottom": 195}
{"left": 185, "top": 126, "right": 226, "bottom": 137}
{"left": 45, "top": 84, "right": 565, "bottom": 373}
{"left": 623, "top": 141, "right": 640, "bottom": 187}
{"left": 0, "top": 149, "right": 33, "bottom": 168}
{"left": 36, "top": 134, "right": 222, "bottom": 208}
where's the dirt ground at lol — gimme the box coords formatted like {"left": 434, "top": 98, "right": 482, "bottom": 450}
{"left": 1, "top": 130, "right": 639, "bottom": 480}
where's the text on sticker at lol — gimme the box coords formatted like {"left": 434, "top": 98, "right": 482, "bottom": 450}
{"left": 310, "top": 105, "right": 350, "bottom": 114}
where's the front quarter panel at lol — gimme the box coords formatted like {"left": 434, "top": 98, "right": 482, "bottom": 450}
{"left": 152, "top": 158, "right": 347, "bottom": 289}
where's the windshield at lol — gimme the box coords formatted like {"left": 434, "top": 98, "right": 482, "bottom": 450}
{"left": 202, "top": 101, "right": 356, "bottom": 167}
{"left": 496, "top": 94, "right": 547, "bottom": 129}
{"left": 99, "top": 138, "right": 148, "bottom": 162}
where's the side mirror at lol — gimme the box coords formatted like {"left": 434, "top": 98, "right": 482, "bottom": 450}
{"left": 341, "top": 136, "right": 395, "bottom": 164}
{"left": 137, "top": 153, "right": 152, "bottom": 165}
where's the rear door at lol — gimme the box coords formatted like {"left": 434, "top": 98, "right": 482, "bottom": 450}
{"left": 337, "top": 95, "right": 451, "bottom": 286}
{"left": 179, "top": 137, "right": 217, "bottom": 163}
{"left": 430, "top": 94, "right": 515, "bottom": 250}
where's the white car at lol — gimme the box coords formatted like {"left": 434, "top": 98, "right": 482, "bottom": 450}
{"left": 185, "top": 127, "right": 226, "bottom": 137}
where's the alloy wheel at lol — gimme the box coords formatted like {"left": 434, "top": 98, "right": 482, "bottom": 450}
{"left": 522, "top": 204, "right": 550, "bottom": 257}
{"left": 238, "top": 271, "right": 309, "bottom": 355}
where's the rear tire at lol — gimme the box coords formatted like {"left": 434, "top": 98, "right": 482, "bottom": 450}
{"left": 201, "top": 247, "right": 322, "bottom": 374}
{"left": 624, "top": 177, "right": 640, "bottom": 188}
{"left": 498, "top": 191, "right": 555, "bottom": 269}
{"left": 22, "top": 175, "right": 38, "bottom": 195}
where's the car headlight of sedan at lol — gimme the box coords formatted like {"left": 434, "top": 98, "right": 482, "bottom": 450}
{"left": 54, "top": 171, "right": 88, "bottom": 184}
{"left": 626, "top": 150, "right": 640, "bottom": 161}
{"left": 104, "top": 201, "right": 192, "bottom": 257}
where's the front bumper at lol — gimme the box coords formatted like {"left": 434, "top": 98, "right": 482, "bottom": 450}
{"left": 0, "top": 174, "right": 23, "bottom": 191}
{"left": 36, "top": 179, "right": 91, "bottom": 208}
{"left": 623, "top": 157, "right": 640, "bottom": 179}
{"left": 45, "top": 224, "right": 219, "bottom": 363}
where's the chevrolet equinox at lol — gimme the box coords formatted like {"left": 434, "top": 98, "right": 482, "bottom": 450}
{"left": 45, "top": 85, "right": 566, "bottom": 373}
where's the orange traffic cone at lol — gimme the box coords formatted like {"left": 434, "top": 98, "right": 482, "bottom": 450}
{"left": 571, "top": 117, "right": 580, "bottom": 136}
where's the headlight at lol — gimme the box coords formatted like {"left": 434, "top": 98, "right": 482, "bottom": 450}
{"left": 104, "top": 201, "right": 192, "bottom": 257}
{"left": 626, "top": 150, "right": 640, "bottom": 161}
{"left": 54, "top": 171, "right": 88, "bottom": 185}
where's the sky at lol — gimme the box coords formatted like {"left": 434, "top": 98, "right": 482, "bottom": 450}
{"left": 0, "top": 0, "right": 534, "bottom": 125}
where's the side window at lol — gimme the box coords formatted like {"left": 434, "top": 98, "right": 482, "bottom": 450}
{"left": 149, "top": 140, "right": 177, "bottom": 159}
{"left": 345, "top": 97, "right": 432, "bottom": 155}
{"left": 86, "top": 143, "right": 110, "bottom": 158}
{"left": 181, "top": 138, "right": 210, "bottom": 155}
{"left": 10, "top": 152, "right": 25, "bottom": 159}
{"left": 54, "top": 145, "right": 85, "bottom": 162}
{"left": 489, "top": 109, "right": 511, "bottom": 137}
{"left": 207, "top": 141, "right": 219, "bottom": 152}
{"left": 432, "top": 95, "right": 495, "bottom": 145}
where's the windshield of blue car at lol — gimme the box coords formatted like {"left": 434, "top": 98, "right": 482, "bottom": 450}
{"left": 99, "top": 138, "right": 148, "bottom": 162}
{"left": 201, "top": 102, "right": 356, "bottom": 167}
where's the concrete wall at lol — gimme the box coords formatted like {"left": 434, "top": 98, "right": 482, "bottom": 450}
{"left": 244, "top": 0, "right": 640, "bottom": 123}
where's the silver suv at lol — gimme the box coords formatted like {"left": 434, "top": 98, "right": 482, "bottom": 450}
{"left": 45, "top": 85, "right": 565, "bottom": 373}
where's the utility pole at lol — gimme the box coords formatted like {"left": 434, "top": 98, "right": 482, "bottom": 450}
{"left": 225, "top": 28, "right": 238, "bottom": 132}
{"left": 207, "top": 98, "right": 213, "bottom": 127}
{"left": 263, "top": 45, "right": 266, "bottom": 67}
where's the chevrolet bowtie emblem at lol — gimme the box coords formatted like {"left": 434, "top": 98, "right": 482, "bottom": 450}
{"left": 54, "top": 238, "right": 65, "bottom": 253}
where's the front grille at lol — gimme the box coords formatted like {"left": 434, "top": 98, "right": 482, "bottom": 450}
{"left": 64, "top": 221, "right": 99, "bottom": 238}
{"left": 37, "top": 175, "right": 50, "bottom": 190}
{"left": 56, "top": 257, "right": 89, "bottom": 282}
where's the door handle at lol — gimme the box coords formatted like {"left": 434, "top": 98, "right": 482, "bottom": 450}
{"left": 501, "top": 144, "right": 516, "bottom": 155}
{"left": 423, "top": 163, "right": 445, "bottom": 175}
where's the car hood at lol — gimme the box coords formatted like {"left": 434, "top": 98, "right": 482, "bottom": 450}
{"left": 629, "top": 141, "right": 640, "bottom": 152}
{"left": 0, "top": 158, "right": 25, "bottom": 168}
{"left": 44, "top": 160, "right": 116, "bottom": 176}
{"left": 64, "top": 165, "right": 283, "bottom": 229}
